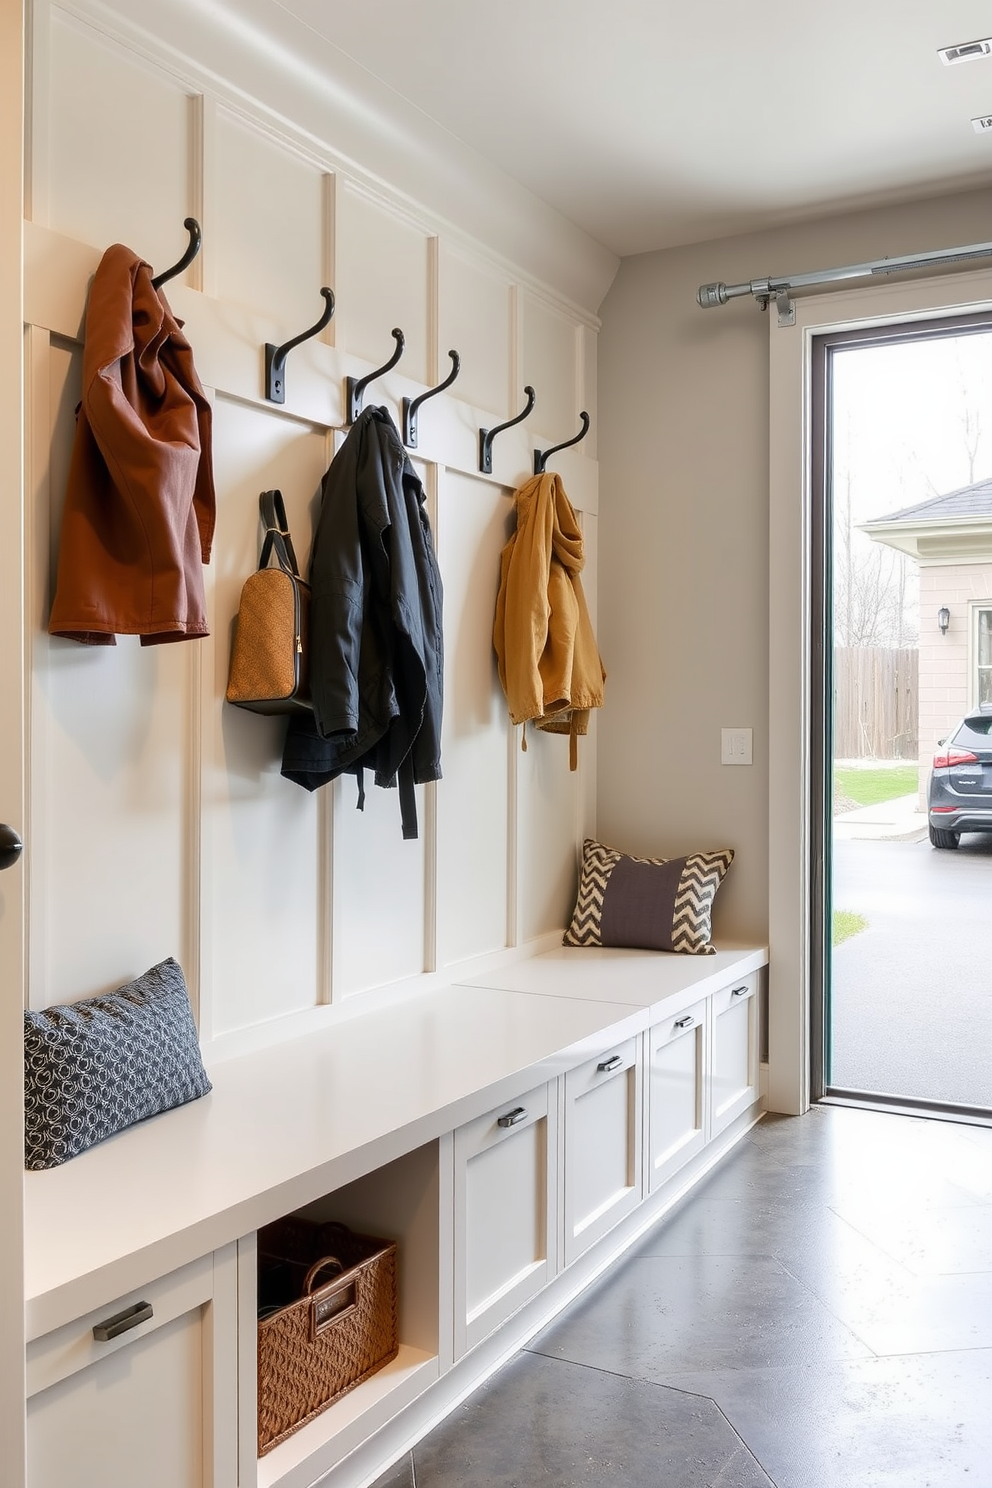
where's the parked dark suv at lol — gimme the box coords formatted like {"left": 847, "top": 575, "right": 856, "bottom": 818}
{"left": 927, "top": 704, "right": 992, "bottom": 848}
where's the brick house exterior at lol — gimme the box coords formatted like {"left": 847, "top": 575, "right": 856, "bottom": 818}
{"left": 861, "top": 478, "right": 992, "bottom": 804}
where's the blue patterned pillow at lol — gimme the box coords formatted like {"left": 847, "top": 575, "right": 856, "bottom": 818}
{"left": 24, "top": 958, "right": 211, "bottom": 1170}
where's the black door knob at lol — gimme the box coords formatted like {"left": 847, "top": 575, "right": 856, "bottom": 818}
{"left": 0, "top": 824, "right": 23, "bottom": 871}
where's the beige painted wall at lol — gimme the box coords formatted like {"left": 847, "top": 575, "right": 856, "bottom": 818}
{"left": 919, "top": 563, "right": 992, "bottom": 797}
{"left": 596, "top": 185, "right": 992, "bottom": 943}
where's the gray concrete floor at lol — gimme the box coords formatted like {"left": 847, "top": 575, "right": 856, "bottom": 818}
{"left": 373, "top": 1105, "right": 992, "bottom": 1487}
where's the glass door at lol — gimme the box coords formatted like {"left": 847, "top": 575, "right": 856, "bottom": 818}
{"left": 816, "top": 316, "right": 992, "bottom": 1118}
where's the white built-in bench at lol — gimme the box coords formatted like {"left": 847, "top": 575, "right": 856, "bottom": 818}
{"left": 24, "top": 942, "right": 767, "bottom": 1488}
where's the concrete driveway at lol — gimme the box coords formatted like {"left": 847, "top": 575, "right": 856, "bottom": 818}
{"left": 830, "top": 829, "right": 992, "bottom": 1108}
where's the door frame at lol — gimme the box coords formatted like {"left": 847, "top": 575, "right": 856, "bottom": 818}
{"left": 767, "top": 265, "right": 992, "bottom": 1117}
{"left": 809, "top": 310, "right": 992, "bottom": 1103}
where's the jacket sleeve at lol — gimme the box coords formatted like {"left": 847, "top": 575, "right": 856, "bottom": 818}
{"left": 308, "top": 448, "right": 366, "bottom": 738}
{"left": 494, "top": 478, "right": 555, "bottom": 726}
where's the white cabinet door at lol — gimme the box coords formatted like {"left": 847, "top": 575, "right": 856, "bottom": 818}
{"left": 26, "top": 1250, "right": 238, "bottom": 1488}
{"left": 710, "top": 972, "right": 760, "bottom": 1136}
{"left": 647, "top": 997, "right": 707, "bottom": 1191}
{"left": 562, "top": 1036, "right": 642, "bottom": 1266}
{"left": 453, "top": 1083, "right": 556, "bottom": 1359}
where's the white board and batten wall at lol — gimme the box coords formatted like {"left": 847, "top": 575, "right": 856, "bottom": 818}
{"left": 22, "top": 0, "right": 605, "bottom": 1054}
{"left": 6, "top": 10, "right": 772, "bottom": 1488}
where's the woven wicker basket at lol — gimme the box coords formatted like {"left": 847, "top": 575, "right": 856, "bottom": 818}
{"left": 256, "top": 1216, "right": 399, "bottom": 1455}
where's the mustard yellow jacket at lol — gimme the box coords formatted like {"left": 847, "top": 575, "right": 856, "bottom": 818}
{"left": 493, "top": 472, "right": 605, "bottom": 765}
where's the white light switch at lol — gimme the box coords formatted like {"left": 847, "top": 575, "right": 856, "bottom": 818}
{"left": 721, "top": 728, "right": 753, "bottom": 765}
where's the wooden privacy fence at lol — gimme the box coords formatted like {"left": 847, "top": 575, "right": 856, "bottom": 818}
{"left": 833, "top": 647, "right": 918, "bottom": 760}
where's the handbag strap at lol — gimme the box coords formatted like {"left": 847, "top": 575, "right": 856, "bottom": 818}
{"left": 258, "top": 489, "right": 302, "bottom": 577}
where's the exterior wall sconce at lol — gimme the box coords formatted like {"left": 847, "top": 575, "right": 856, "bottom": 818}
{"left": 938, "top": 606, "right": 950, "bottom": 635}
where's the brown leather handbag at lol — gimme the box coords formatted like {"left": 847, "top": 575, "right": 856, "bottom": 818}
{"left": 226, "top": 490, "right": 312, "bottom": 714}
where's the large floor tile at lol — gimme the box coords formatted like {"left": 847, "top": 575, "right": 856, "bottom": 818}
{"left": 368, "top": 1452, "right": 415, "bottom": 1488}
{"left": 704, "top": 1113, "right": 982, "bottom": 1214}
{"left": 776, "top": 1227, "right": 992, "bottom": 1354}
{"left": 632, "top": 1193, "right": 866, "bottom": 1262}
{"left": 664, "top": 1349, "right": 992, "bottom": 1488}
{"left": 528, "top": 1253, "right": 872, "bottom": 1378}
{"left": 410, "top": 1351, "right": 774, "bottom": 1488}
{"left": 835, "top": 1198, "right": 992, "bottom": 1275}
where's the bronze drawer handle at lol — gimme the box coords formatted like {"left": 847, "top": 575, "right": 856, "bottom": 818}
{"left": 597, "top": 1054, "right": 623, "bottom": 1073}
{"left": 93, "top": 1301, "right": 153, "bottom": 1341}
{"left": 497, "top": 1106, "right": 528, "bottom": 1128}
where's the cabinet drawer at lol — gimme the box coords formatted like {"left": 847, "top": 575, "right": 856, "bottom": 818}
{"left": 647, "top": 996, "right": 707, "bottom": 1191}
{"left": 562, "top": 1037, "right": 641, "bottom": 1265}
{"left": 26, "top": 1255, "right": 214, "bottom": 1398}
{"left": 453, "top": 1083, "right": 556, "bottom": 1358}
{"left": 711, "top": 972, "right": 760, "bottom": 1136}
{"left": 26, "top": 1250, "right": 238, "bottom": 1488}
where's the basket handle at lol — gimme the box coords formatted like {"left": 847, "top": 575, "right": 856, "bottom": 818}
{"left": 304, "top": 1256, "right": 359, "bottom": 1341}
{"left": 302, "top": 1256, "right": 344, "bottom": 1294}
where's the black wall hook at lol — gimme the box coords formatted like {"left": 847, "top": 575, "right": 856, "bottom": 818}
{"left": 402, "top": 349, "right": 461, "bottom": 447}
{"left": 346, "top": 328, "right": 405, "bottom": 423}
{"left": 479, "top": 386, "right": 536, "bottom": 475}
{"left": 534, "top": 411, "right": 591, "bottom": 475}
{"left": 151, "top": 217, "right": 202, "bottom": 289}
{"left": 264, "top": 288, "right": 335, "bottom": 404}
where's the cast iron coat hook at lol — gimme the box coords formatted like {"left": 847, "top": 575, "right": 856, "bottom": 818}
{"left": 479, "top": 386, "right": 536, "bottom": 475}
{"left": 151, "top": 217, "right": 202, "bottom": 289}
{"left": 402, "top": 350, "right": 461, "bottom": 448}
{"left": 265, "top": 288, "right": 336, "bottom": 404}
{"left": 534, "top": 411, "right": 591, "bottom": 475}
{"left": 346, "top": 328, "right": 405, "bottom": 424}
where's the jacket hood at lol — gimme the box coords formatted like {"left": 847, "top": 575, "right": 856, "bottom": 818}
{"left": 515, "top": 473, "right": 585, "bottom": 577}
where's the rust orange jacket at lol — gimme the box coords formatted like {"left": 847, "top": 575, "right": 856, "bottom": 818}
{"left": 493, "top": 471, "right": 605, "bottom": 766}
{"left": 48, "top": 243, "right": 215, "bottom": 645}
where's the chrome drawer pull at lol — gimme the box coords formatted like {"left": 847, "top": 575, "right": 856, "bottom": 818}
{"left": 93, "top": 1301, "right": 153, "bottom": 1341}
{"left": 731, "top": 985, "right": 750, "bottom": 998}
{"left": 674, "top": 1015, "right": 695, "bottom": 1030}
{"left": 597, "top": 1054, "right": 623, "bottom": 1073}
{"left": 497, "top": 1106, "right": 528, "bottom": 1128}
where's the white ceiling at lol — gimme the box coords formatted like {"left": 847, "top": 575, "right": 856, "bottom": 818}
{"left": 267, "top": 0, "right": 992, "bottom": 256}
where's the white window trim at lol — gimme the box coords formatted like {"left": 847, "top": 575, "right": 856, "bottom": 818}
{"left": 768, "top": 266, "right": 992, "bottom": 1117}
{"left": 973, "top": 602, "right": 992, "bottom": 709}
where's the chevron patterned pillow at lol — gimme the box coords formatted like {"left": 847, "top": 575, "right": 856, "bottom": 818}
{"left": 563, "top": 839, "right": 734, "bottom": 955}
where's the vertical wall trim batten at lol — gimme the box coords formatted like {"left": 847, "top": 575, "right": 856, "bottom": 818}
{"left": 509, "top": 281, "right": 521, "bottom": 423}
{"left": 506, "top": 706, "right": 519, "bottom": 950}
{"left": 184, "top": 633, "right": 203, "bottom": 1027}
{"left": 574, "top": 319, "right": 585, "bottom": 426}
{"left": 25, "top": 0, "right": 52, "bottom": 227}
{"left": 319, "top": 423, "right": 336, "bottom": 1006}
{"left": 427, "top": 233, "right": 440, "bottom": 386}
{"left": 316, "top": 788, "right": 333, "bottom": 1006}
{"left": 423, "top": 461, "right": 441, "bottom": 974}
{"left": 197, "top": 93, "right": 218, "bottom": 299}
{"left": 24, "top": 325, "right": 51, "bottom": 1011}
{"left": 186, "top": 91, "right": 205, "bottom": 294}
{"left": 193, "top": 380, "right": 217, "bottom": 1042}
{"left": 322, "top": 171, "right": 337, "bottom": 349}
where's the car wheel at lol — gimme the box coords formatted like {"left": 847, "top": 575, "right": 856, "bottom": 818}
{"left": 928, "top": 822, "right": 960, "bottom": 849}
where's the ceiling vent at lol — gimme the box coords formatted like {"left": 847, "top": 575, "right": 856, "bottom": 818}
{"left": 939, "top": 38, "right": 992, "bottom": 65}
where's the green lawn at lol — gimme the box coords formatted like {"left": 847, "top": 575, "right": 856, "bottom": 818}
{"left": 834, "top": 765, "right": 918, "bottom": 807}
{"left": 833, "top": 909, "right": 868, "bottom": 945}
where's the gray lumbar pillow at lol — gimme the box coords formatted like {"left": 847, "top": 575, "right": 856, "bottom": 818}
{"left": 24, "top": 957, "right": 211, "bottom": 1170}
